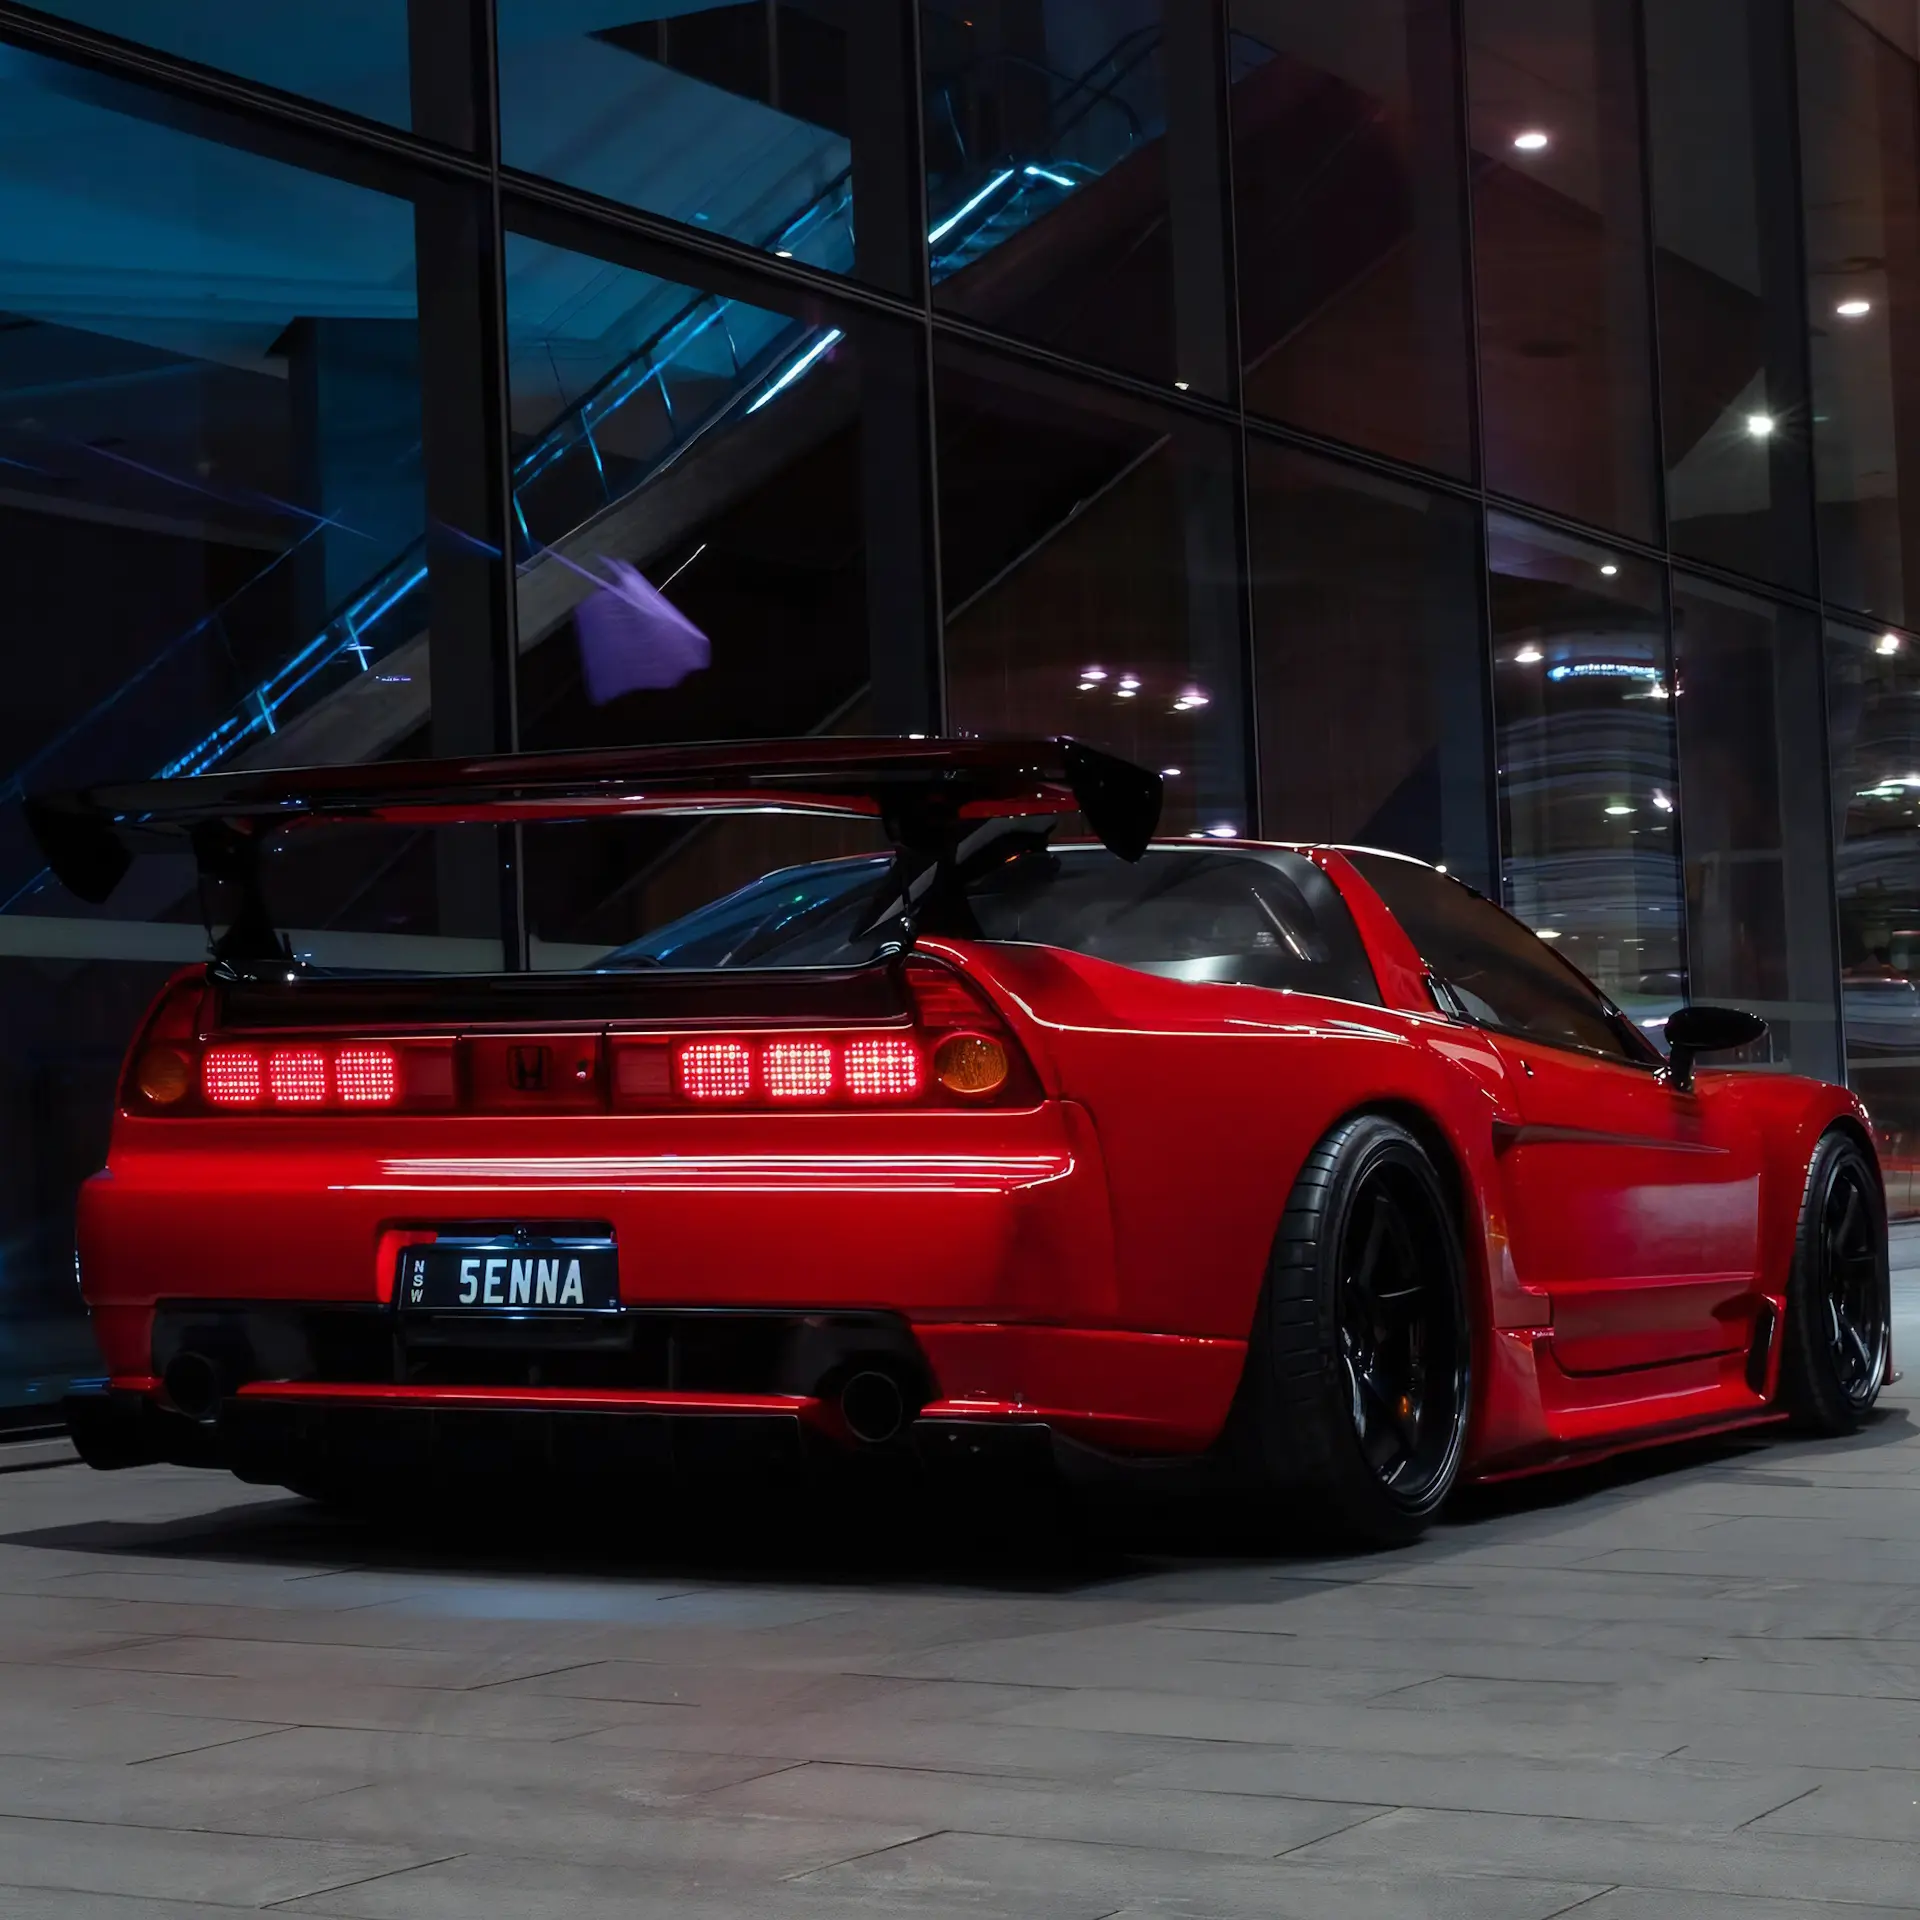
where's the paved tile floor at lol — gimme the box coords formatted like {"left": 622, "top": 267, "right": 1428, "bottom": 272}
{"left": 1, "top": 1260, "right": 1916, "bottom": 1918}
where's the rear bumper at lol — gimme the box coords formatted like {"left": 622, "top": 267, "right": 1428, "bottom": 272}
{"left": 66, "top": 1378, "right": 1059, "bottom": 1483}
{"left": 70, "top": 1309, "right": 1246, "bottom": 1471}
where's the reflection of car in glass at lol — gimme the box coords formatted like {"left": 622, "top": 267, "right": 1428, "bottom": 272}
{"left": 34, "top": 739, "right": 1893, "bottom": 1545}
{"left": 1841, "top": 963, "right": 1920, "bottom": 1051}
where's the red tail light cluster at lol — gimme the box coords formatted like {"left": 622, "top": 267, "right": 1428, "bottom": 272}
{"left": 121, "top": 978, "right": 457, "bottom": 1116}
{"left": 668, "top": 1033, "right": 925, "bottom": 1105}
{"left": 200, "top": 1044, "right": 406, "bottom": 1109}
{"left": 122, "top": 959, "right": 1037, "bottom": 1117}
{"left": 137, "top": 1040, "right": 449, "bottom": 1113}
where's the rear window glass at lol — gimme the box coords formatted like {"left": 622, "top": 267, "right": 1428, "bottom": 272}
{"left": 604, "top": 845, "right": 1381, "bottom": 1004}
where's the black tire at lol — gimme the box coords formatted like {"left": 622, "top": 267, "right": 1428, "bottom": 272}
{"left": 1243, "top": 1114, "right": 1472, "bottom": 1547}
{"left": 1778, "top": 1129, "right": 1890, "bottom": 1435}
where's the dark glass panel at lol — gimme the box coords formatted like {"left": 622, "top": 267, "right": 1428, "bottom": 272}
{"left": 1465, "top": 0, "right": 1660, "bottom": 540}
{"left": 1347, "top": 849, "right": 1646, "bottom": 1059}
{"left": 936, "top": 340, "right": 1247, "bottom": 837}
{"left": 1228, "top": 0, "right": 1474, "bottom": 477}
{"left": 502, "top": 230, "right": 931, "bottom": 959}
{"left": 1828, "top": 616, "right": 1920, "bottom": 1211}
{"left": 922, "top": 1, "right": 1233, "bottom": 395}
{"left": 21, "top": 2, "right": 421, "bottom": 131}
{"left": 0, "top": 52, "right": 452, "bottom": 1410}
{"left": 1645, "top": 0, "right": 1816, "bottom": 590}
{"left": 1672, "top": 578, "right": 1838, "bottom": 1079}
{"left": 1796, "top": 0, "right": 1920, "bottom": 624}
{"left": 1247, "top": 443, "right": 1491, "bottom": 887}
{"left": 497, "top": 3, "right": 919, "bottom": 294}
{"left": 1487, "top": 513, "right": 1682, "bottom": 1030}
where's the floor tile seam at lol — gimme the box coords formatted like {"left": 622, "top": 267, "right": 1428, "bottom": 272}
{"left": 1103, "top": 1771, "right": 1836, "bottom": 1831}
{"left": 0, "top": 1872, "right": 274, "bottom": 1913}
{"left": 0, "top": 1634, "right": 186, "bottom": 1664}
{"left": 799, "top": 1820, "right": 1637, "bottom": 1895}
{"left": 262, "top": 1850, "right": 468, "bottom": 1912}
{"left": 1284, "top": 1807, "right": 1920, "bottom": 1857}
{"left": 822, "top": 1668, "right": 1086, "bottom": 1697}
{"left": 126, "top": 1721, "right": 303, "bottom": 1767}
{"left": 458, "top": 1657, "right": 643, "bottom": 1694}
{"left": 1735, "top": 1782, "right": 1824, "bottom": 1830}
{"left": 0, "top": 1794, "right": 943, "bottom": 1860}
{"left": 1537, "top": 1886, "right": 1620, "bottom": 1920}
{"left": 596, "top": 1736, "right": 1163, "bottom": 1787}
{"left": 778, "top": 1824, "right": 950, "bottom": 1883}
{"left": 0, "top": 1804, "right": 470, "bottom": 1849}
{"left": 1001, "top": 1711, "right": 1810, "bottom": 1773}
{"left": 31, "top": 1657, "right": 555, "bottom": 1697}
{"left": 702, "top": 1753, "right": 1380, "bottom": 1807}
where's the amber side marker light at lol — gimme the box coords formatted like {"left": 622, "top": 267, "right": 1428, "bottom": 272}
{"left": 934, "top": 1032, "right": 1010, "bottom": 1096}
{"left": 134, "top": 1045, "right": 194, "bottom": 1107}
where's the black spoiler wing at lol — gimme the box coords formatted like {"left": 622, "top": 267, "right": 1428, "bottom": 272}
{"left": 26, "top": 735, "right": 1162, "bottom": 910}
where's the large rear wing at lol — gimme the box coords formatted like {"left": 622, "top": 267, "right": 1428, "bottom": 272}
{"left": 26, "top": 736, "right": 1162, "bottom": 959}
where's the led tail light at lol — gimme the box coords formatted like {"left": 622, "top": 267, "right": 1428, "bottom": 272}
{"left": 202, "top": 1047, "right": 263, "bottom": 1107}
{"left": 679, "top": 1040, "right": 753, "bottom": 1101}
{"left": 268, "top": 1047, "right": 328, "bottom": 1106}
{"left": 334, "top": 1045, "right": 399, "bottom": 1106}
{"left": 844, "top": 1035, "right": 922, "bottom": 1099}
{"left": 763, "top": 1039, "right": 835, "bottom": 1099}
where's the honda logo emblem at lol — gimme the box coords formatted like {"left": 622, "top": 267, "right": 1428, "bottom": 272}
{"left": 508, "top": 1045, "right": 547, "bottom": 1091}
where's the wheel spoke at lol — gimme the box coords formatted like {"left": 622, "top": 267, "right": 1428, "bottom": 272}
{"left": 1329, "top": 1162, "right": 1467, "bottom": 1507}
{"left": 1847, "top": 1321, "right": 1876, "bottom": 1378}
{"left": 1834, "top": 1182, "right": 1864, "bottom": 1252}
{"left": 1350, "top": 1195, "right": 1390, "bottom": 1300}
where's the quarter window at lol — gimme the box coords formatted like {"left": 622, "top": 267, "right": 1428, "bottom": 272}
{"left": 1346, "top": 852, "right": 1650, "bottom": 1061}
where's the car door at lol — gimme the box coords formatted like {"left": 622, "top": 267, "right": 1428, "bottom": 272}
{"left": 1345, "top": 853, "right": 1763, "bottom": 1375}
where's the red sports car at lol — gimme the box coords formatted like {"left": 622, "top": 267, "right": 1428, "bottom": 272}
{"left": 35, "top": 738, "right": 1893, "bottom": 1543}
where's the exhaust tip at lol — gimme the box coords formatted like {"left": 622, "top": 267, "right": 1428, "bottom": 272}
{"left": 163, "top": 1352, "right": 222, "bottom": 1423}
{"left": 840, "top": 1369, "right": 907, "bottom": 1446}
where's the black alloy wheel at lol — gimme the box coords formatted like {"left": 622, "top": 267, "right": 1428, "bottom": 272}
{"left": 1246, "top": 1114, "right": 1472, "bottom": 1545}
{"left": 1779, "top": 1129, "right": 1890, "bottom": 1434}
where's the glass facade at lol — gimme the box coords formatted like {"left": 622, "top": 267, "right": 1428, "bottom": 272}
{"left": 4, "top": 0, "right": 1920, "bottom": 1409}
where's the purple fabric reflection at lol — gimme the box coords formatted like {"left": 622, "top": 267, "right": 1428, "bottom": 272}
{"left": 560, "top": 553, "right": 710, "bottom": 703}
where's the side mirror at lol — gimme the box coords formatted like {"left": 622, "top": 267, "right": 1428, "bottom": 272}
{"left": 1664, "top": 1005, "right": 1767, "bottom": 1092}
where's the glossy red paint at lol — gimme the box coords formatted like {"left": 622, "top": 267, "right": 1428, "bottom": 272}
{"left": 69, "top": 841, "right": 1874, "bottom": 1490}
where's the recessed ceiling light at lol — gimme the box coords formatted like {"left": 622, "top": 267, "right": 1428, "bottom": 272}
{"left": 1878, "top": 632, "right": 1903, "bottom": 655}
{"left": 1514, "top": 644, "right": 1543, "bottom": 664}
{"left": 1599, "top": 563, "right": 1619, "bottom": 576}
{"left": 1174, "top": 380, "right": 1190, "bottom": 391}
{"left": 1513, "top": 129, "right": 1550, "bottom": 152}
{"left": 1837, "top": 298, "right": 1872, "bottom": 318}
{"left": 1745, "top": 412, "right": 1775, "bottom": 438}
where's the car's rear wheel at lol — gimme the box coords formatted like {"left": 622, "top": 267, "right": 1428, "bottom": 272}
{"left": 1245, "top": 1114, "right": 1471, "bottom": 1546}
{"left": 1778, "top": 1130, "right": 1890, "bottom": 1434}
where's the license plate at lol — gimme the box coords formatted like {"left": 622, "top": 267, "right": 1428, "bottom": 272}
{"left": 397, "top": 1234, "right": 619, "bottom": 1312}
